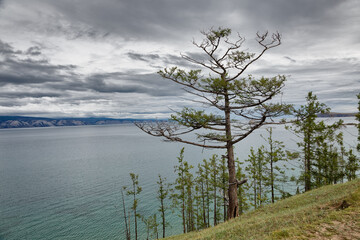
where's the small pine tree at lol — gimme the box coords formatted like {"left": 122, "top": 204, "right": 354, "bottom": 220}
{"left": 184, "top": 164, "right": 195, "bottom": 232}
{"left": 287, "top": 92, "right": 342, "bottom": 191}
{"left": 171, "top": 148, "right": 194, "bottom": 233}
{"left": 120, "top": 187, "right": 130, "bottom": 240}
{"left": 172, "top": 148, "right": 187, "bottom": 233}
{"left": 261, "top": 127, "right": 289, "bottom": 203}
{"left": 245, "top": 147, "right": 269, "bottom": 208}
{"left": 142, "top": 214, "right": 159, "bottom": 240}
{"left": 312, "top": 121, "right": 343, "bottom": 187}
{"left": 200, "top": 159, "right": 211, "bottom": 227}
{"left": 193, "top": 181, "right": 202, "bottom": 230}
{"left": 209, "top": 154, "right": 220, "bottom": 226}
{"left": 141, "top": 215, "right": 151, "bottom": 240}
{"left": 346, "top": 149, "right": 359, "bottom": 180}
{"left": 136, "top": 27, "right": 290, "bottom": 219}
{"left": 125, "top": 173, "right": 142, "bottom": 240}
{"left": 149, "top": 214, "right": 159, "bottom": 239}
{"left": 157, "top": 174, "right": 170, "bottom": 238}
{"left": 195, "top": 162, "right": 208, "bottom": 229}
{"left": 337, "top": 132, "right": 347, "bottom": 183}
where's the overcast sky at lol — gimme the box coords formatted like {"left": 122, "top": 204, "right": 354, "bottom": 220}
{"left": 0, "top": 0, "right": 359, "bottom": 119}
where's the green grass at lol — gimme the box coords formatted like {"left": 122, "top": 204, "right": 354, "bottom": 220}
{"left": 166, "top": 179, "right": 360, "bottom": 240}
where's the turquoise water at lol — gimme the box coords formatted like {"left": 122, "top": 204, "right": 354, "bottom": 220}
{"left": 0, "top": 121, "right": 357, "bottom": 239}
{"left": 0, "top": 124, "right": 222, "bottom": 239}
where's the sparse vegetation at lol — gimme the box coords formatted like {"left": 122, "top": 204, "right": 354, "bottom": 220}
{"left": 165, "top": 179, "right": 360, "bottom": 240}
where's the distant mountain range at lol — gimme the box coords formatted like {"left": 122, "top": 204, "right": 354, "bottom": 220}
{"left": 0, "top": 116, "right": 156, "bottom": 129}
{"left": 0, "top": 112, "right": 355, "bottom": 129}
{"left": 317, "top": 112, "right": 356, "bottom": 118}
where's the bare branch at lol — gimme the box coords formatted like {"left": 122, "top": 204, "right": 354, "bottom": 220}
{"left": 181, "top": 54, "right": 223, "bottom": 75}
{"left": 135, "top": 121, "right": 226, "bottom": 149}
{"left": 231, "top": 115, "right": 267, "bottom": 144}
{"left": 227, "top": 31, "right": 281, "bottom": 81}
{"left": 229, "top": 94, "right": 274, "bottom": 110}
{"left": 183, "top": 88, "right": 225, "bottom": 111}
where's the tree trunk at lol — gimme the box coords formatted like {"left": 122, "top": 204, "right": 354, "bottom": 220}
{"left": 270, "top": 154, "right": 274, "bottom": 203}
{"left": 227, "top": 144, "right": 238, "bottom": 219}
{"left": 121, "top": 190, "right": 130, "bottom": 240}
{"left": 182, "top": 200, "right": 186, "bottom": 233}
{"left": 254, "top": 178, "right": 257, "bottom": 209}
{"left": 181, "top": 173, "right": 186, "bottom": 233}
{"left": 206, "top": 179, "right": 210, "bottom": 227}
{"left": 161, "top": 199, "right": 165, "bottom": 238}
{"left": 201, "top": 182, "right": 207, "bottom": 227}
{"left": 213, "top": 185, "right": 217, "bottom": 226}
{"left": 259, "top": 161, "right": 262, "bottom": 206}
{"left": 238, "top": 186, "right": 243, "bottom": 215}
{"left": 225, "top": 90, "right": 239, "bottom": 219}
{"left": 304, "top": 132, "right": 311, "bottom": 191}
{"left": 223, "top": 177, "right": 227, "bottom": 221}
{"left": 134, "top": 207, "right": 138, "bottom": 240}
{"left": 128, "top": 211, "right": 131, "bottom": 240}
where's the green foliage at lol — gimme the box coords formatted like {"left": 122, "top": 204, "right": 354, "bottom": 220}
{"left": 286, "top": 92, "right": 342, "bottom": 191}
{"left": 172, "top": 152, "right": 230, "bottom": 232}
{"left": 292, "top": 91, "right": 330, "bottom": 123}
{"left": 195, "top": 159, "right": 211, "bottom": 229}
{"left": 171, "top": 108, "right": 223, "bottom": 129}
{"left": 205, "top": 27, "right": 232, "bottom": 42}
{"left": 261, "top": 127, "right": 289, "bottom": 202}
{"left": 195, "top": 164, "right": 206, "bottom": 228}
{"left": 208, "top": 154, "right": 222, "bottom": 226}
{"left": 142, "top": 214, "right": 159, "bottom": 240}
{"left": 171, "top": 148, "right": 195, "bottom": 233}
{"left": 242, "top": 128, "right": 291, "bottom": 209}
{"left": 245, "top": 146, "right": 269, "bottom": 208}
{"left": 286, "top": 91, "right": 359, "bottom": 193}
{"left": 312, "top": 123, "right": 345, "bottom": 187}
{"left": 158, "top": 67, "right": 202, "bottom": 86}
{"left": 127, "top": 173, "right": 142, "bottom": 210}
{"left": 219, "top": 156, "right": 229, "bottom": 221}
{"left": 346, "top": 149, "right": 359, "bottom": 181}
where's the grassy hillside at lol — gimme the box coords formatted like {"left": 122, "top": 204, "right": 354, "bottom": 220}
{"left": 167, "top": 179, "right": 360, "bottom": 240}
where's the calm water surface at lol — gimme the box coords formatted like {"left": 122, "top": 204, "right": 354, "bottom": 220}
{"left": 0, "top": 120, "right": 356, "bottom": 239}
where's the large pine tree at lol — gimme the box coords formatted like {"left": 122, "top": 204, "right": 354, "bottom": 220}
{"left": 136, "top": 27, "right": 290, "bottom": 218}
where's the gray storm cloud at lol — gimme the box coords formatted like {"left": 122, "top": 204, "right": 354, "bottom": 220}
{"left": 0, "top": 0, "right": 359, "bottom": 118}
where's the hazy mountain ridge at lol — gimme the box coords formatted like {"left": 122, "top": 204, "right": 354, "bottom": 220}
{"left": 0, "top": 116, "right": 151, "bottom": 129}
{"left": 317, "top": 112, "right": 356, "bottom": 117}
{"left": 0, "top": 112, "right": 355, "bottom": 129}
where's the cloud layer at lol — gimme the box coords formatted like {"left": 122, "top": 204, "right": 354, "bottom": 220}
{"left": 0, "top": 0, "right": 359, "bottom": 118}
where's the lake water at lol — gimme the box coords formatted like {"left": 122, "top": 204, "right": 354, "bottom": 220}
{"left": 0, "top": 119, "right": 357, "bottom": 239}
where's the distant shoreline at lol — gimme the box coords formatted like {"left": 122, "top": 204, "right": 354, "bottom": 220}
{"left": 0, "top": 116, "right": 159, "bottom": 129}
{"left": 317, "top": 112, "right": 356, "bottom": 118}
{"left": 0, "top": 113, "right": 356, "bottom": 129}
